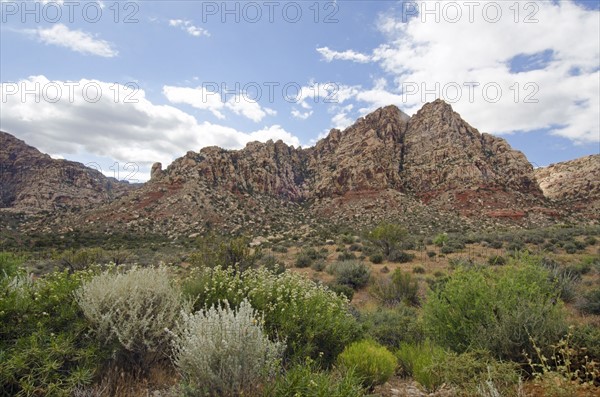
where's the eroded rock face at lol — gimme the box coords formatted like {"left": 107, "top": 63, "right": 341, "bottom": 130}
{"left": 0, "top": 131, "right": 134, "bottom": 212}
{"left": 401, "top": 99, "right": 541, "bottom": 202}
{"left": 535, "top": 155, "right": 600, "bottom": 206}
{"left": 2, "top": 100, "right": 574, "bottom": 236}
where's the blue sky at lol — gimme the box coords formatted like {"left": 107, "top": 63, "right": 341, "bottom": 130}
{"left": 1, "top": 0, "right": 599, "bottom": 182}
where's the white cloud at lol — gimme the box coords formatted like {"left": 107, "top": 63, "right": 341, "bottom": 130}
{"left": 163, "top": 85, "right": 225, "bottom": 119}
{"left": 0, "top": 76, "right": 300, "bottom": 181}
{"left": 169, "top": 19, "right": 210, "bottom": 37}
{"left": 163, "top": 85, "right": 276, "bottom": 122}
{"left": 291, "top": 109, "right": 313, "bottom": 120}
{"left": 226, "top": 96, "right": 274, "bottom": 122}
{"left": 28, "top": 24, "right": 117, "bottom": 57}
{"left": 316, "top": 46, "right": 372, "bottom": 63}
{"left": 318, "top": 1, "right": 600, "bottom": 144}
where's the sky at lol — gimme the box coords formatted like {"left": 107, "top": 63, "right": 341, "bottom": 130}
{"left": 1, "top": 0, "right": 599, "bottom": 182}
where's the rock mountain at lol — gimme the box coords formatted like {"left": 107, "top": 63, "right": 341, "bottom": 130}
{"left": 1, "top": 99, "right": 597, "bottom": 238}
{"left": 0, "top": 131, "right": 135, "bottom": 212}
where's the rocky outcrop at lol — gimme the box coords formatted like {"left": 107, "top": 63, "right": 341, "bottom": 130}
{"left": 4, "top": 100, "right": 577, "bottom": 237}
{"left": 535, "top": 155, "right": 600, "bottom": 216}
{"left": 0, "top": 131, "right": 135, "bottom": 212}
{"left": 401, "top": 100, "right": 541, "bottom": 207}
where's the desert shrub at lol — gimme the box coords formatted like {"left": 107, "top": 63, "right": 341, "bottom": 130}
{"left": 423, "top": 256, "right": 567, "bottom": 361}
{"left": 370, "top": 253, "right": 384, "bottom": 264}
{"left": 367, "top": 223, "right": 407, "bottom": 257}
{"left": 172, "top": 299, "right": 283, "bottom": 396}
{"left": 566, "top": 261, "right": 592, "bottom": 276}
{"left": 428, "top": 350, "right": 522, "bottom": 396}
{"left": 189, "top": 235, "right": 258, "bottom": 272}
{"left": 584, "top": 236, "right": 597, "bottom": 246}
{"left": 369, "top": 269, "right": 419, "bottom": 306}
{"left": 349, "top": 243, "right": 362, "bottom": 252}
{"left": 337, "top": 250, "right": 356, "bottom": 261}
{"left": 388, "top": 250, "right": 414, "bottom": 263}
{"left": 396, "top": 340, "right": 448, "bottom": 391}
{"left": 337, "top": 340, "right": 396, "bottom": 389}
{"left": 264, "top": 359, "right": 365, "bottom": 397}
{"left": 0, "top": 252, "right": 25, "bottom": 278}
{"left": 328, "top": 260, "right": 370, "bottom": 289}
{"left": 0, "top": 269, "right": 105, "bottom": 396}
{"left": 272, "top": 245, "right": 288, "bottom": 253}
{"left": 328, "top": 283, "right": 355, "bottom": 301}
{"left": 60, "top": 248, "right": 106, "bottom": 271}
{"left": 507, "top": 241, "right": 525, "bottom": 252}
{"left": 489, "top": 240, "right": 503, "bottom": 249}
{"left": 577, "top": 288, "right": 600, "bottom": 315}
{"left": 258, "top": 254, "right": 285, "bottom": 274}
{"left": 433, "top": 233, "right": 448, "bottom": 247}
{"left": 571, "top": 324, "right": 600, "bottom": 363}
{"left": 564, "top": 242, "right": 578, "bottom": 254}
{"left": 361, "top": 305, "right": 424, "bottom": 348}
{"left": 413, "top": 265, "right": 426, "bottom": 274}
{"left": 295, "top": 253, "right": 313, "bottom": 268}
{"left": 427, "top": 251, "right": 436, "bottom": 258}
{"left": 75, "top": 266, "right": 186, "bottom": 365}
{"left": 341, "top": 234, "right": 355, "bottom": 244}
{"left": 311, "top": 260, "right": 326, "bottom": 272}
{"left": 183, "top": 267, "right": 361, "bottom": 366}
{"left": 487, "top": 255, "right": 506, "bottom": 266}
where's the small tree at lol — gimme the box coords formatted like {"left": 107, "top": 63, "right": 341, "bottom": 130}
{"left": 368, "top": 223, "right": 407, "bottom": 258}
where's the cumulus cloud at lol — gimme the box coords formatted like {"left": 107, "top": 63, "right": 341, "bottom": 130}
{"left": 318, "top": 1, "right": 600, "bottom": 144}
{"left": 0, "top": 76, "right": 300, "bottom": 181}
{"left": 163, "top": 85, "right": 276, "bottom": 122}
{"left": 27, "top": 24, "right": 117, "bottom": 57}
{"left": 168, "top": 19, "right": 210, "bottom": 37}
{"left": 316, "top": 46, "right": 372, "bottom": 63}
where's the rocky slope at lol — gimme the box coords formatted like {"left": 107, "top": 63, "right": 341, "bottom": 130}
{"left": 50, "top": 100, "right": 553, "bottom": 237}
{"left": 535, "top": 155, "right": 600, "bottom": 215}
{"left": 5, "top": 99, "right": 586, "bottom": 239}
{"left": 0, "top": 131, "right": 135, "bottom": 212}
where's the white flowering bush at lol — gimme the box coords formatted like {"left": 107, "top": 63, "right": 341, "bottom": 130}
{"left": 75, "top": 265, "right": 187, "bottom": 362}
{"left": 183, "top": 267, "right": 362, "bottom": 366}
{"left": 172, "top": 299, "right": 283, "bottom": 396}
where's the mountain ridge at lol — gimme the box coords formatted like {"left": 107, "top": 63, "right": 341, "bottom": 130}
{"left": 1, "top": 100, "right": 598, "bottom": 239}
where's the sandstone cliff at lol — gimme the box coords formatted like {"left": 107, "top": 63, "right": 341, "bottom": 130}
{"left": 0, "top": 131, "right": 135, "bottom": 212}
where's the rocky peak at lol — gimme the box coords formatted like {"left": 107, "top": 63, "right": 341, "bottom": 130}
{"left": 0, "top": 131, "right": 135, "bottom": 212}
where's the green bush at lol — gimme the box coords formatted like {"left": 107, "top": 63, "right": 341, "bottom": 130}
{"left": 369, "top": 269, "right": 419, "bottom": 306}
{"left": 433, "top": 233, "right": 448, "bottom": 247}
{"left": 337, "top": 250, "right": 357, "bottom": 261}
{"left": 0, "top": 252, "right": 25, "bottom": 278}
{"left": 75, "top": 266, "right": 187, "bottom": 365}
{"left": 388, "top": 250, "right": 414, "bottom": 263}
{"left": 577, "top": 288, "right": 600, "bottom": 315}
{"left": 396, "top": 340, "right": 448, "bottom": 391}
{"left": 367, "top": 223, "right": 407, "bottom": 257}
{"left": 327, "top": 260, "right": 371, "bottom": 289}
{"left": 172, "top": 299, "right": 283, "bottom": 396}
{"left": 337, "top": 340, "right": 396, "bottom": 389}
{"left": 584, "top": 236, "right": 597, "bottom": 246}
{"left": 413, "top": 266, "right": 426, "bottom": 274}
{"left": 423, "top": 255, "right": 567, "bottom": 361}
{"left": 311, "top": 260, "right": 326, "bottom": 272}
{"left": 189, "top": 235, "right": 258, "bottom": 272}
{"left": 361, "top": 305, "right": 424, "bottom": 348}
{"left": 295, "top": 253, "right": 313, "bottom": 268}
{"left": 428, "top": 350, "right": 522, "bottom": 396}
{"left": 259, "top": 254, "right": 285, "bottom": 274}
{"left": 328, "top": 283, "right": 355, "bottom": 301}
{"left": 427, "top": 251, "right": 436, "bottom": 258}
{"left": 183, "top": 267, "right": 361, "bottom": 367}
{"left": 370, "top": 253, "right": 384, "bottom": 264}
{"left": 487, "top": 255, "right": 506, "bottom": 266}
{"left": 264, "top": 359, "right": 365, "bottom": 397}
{"left": 0, "top": 269, "right": 105, "bottom": 396}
